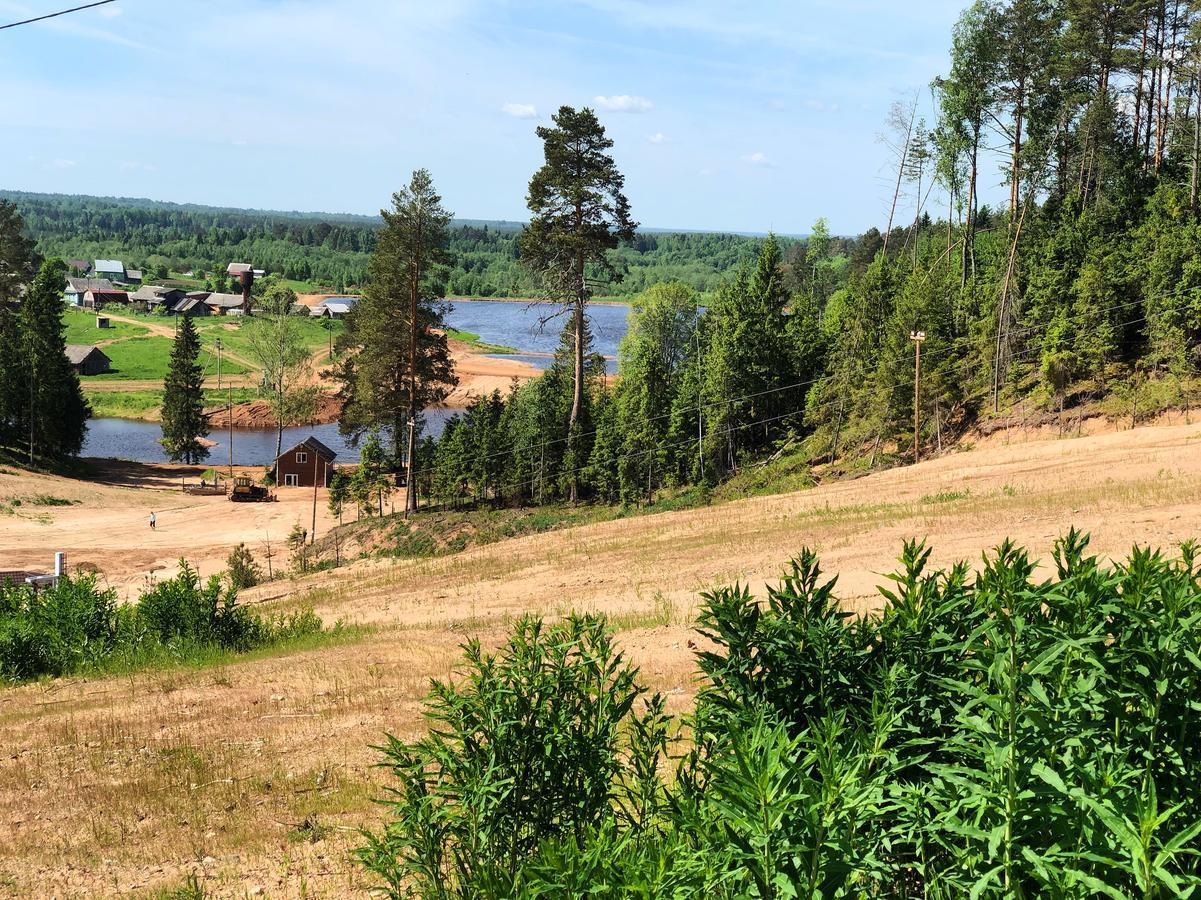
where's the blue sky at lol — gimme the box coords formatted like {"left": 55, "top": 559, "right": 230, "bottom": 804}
{"left": 0, "top": 0, "right": 970, "bottom": 234}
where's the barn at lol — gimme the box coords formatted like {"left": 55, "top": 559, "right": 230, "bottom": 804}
{"left": 65, "top": 345, "right": 111, "bottom": 376}
{"left": 275, "top": 437, "right": 337, "bottom": 488}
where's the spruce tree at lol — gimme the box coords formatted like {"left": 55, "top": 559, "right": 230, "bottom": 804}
{"left": 0, "top": 307, "right": 23, "bottom": 449}
{"left": 20, "top": 259, "right": 89, "bottom": 461}
{"left": 160, "top": 314, "right": 210, "bottom": 464}
{"left": 0, "top": 200, "right": 39, "bottom": 306}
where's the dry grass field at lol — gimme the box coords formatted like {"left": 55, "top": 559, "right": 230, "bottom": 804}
{"left": 3, "top": 417, "right": 1201, "bottom": 897}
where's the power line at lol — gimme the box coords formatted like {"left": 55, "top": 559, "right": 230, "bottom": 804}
{"left": 410, "top": 280, "right": 1201, "bottom": 485}
{"left": 411, "top": 299, "right": 1184, "bottom": 510}
{"left": 0, "top": 0, "right": 118, "bottom": 31}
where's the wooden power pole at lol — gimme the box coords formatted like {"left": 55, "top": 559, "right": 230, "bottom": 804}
{"left": 910, "top": 330, "right": 926, "bottom": 464}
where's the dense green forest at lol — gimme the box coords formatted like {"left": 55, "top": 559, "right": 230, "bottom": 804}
{"left": 0, "top": 190, "right": 804, "bottom": 297}
{"left": 417, "top": 0, "right": 1201, "bottom": 507}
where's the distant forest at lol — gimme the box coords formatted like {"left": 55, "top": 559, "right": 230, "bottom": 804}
{"left": 0, "top": 190, "right": 824, "bottom": 297}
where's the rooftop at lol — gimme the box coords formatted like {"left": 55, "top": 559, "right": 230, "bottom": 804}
{"left": 279, "top": 436, "right": 337, "bottom": 461}
{"left": 65, "top": 344, "right": 108, "bottom": 365}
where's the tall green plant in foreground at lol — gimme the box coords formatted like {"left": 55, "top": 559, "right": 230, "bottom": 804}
{"left": 361, "top": 532, "right": 1201, "bottom": 898}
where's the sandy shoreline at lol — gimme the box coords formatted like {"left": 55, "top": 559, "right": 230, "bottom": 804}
{"left": 87, "top": 339, "right": 543, "bottom": 426}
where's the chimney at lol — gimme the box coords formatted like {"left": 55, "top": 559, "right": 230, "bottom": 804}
{"left": 241, "top": 271, "right": 254, "bottom": 315}
{"left": 54, "top": 552, "right": 65, "bottom": 578}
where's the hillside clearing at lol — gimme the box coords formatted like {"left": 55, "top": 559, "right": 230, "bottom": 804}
{"left": 1, "top": 418, "right": 1200, "bottom": 895}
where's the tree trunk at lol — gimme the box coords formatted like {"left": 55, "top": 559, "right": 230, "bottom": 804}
{"left": 1192, "top": 75, "right": 1201, "bottom": 213}
{"left": 1134, "top": 19, "right": 1149, "bottom": 144}
{"left": 881, "top": 100, "right": 916, "bottom": 259}
{"left": 569, "top": 261, "right": 584, "bottom": 504}
{"left": 1009, "top": 88, "right": 1025, "bottom": 220}
{"left": 406, "top": 230, "right": 421, "bottom": 514}
{"left": 1156, "top": 1, "right": 1182, "bottom": 171}
{"left": 964, "top": 127, "right": 979, "bottom": 287}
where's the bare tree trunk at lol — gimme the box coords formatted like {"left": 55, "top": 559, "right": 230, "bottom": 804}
{"left": 993, "top": 188, "right": 1034, "bottom": 412}
{"left": 569, "top": 292, "right": 584, "bottom": 503}
{"left": 1192, "top": 75, "right": 1201, "bottom": 213}
{"left": 964, "top": 128, "right": 979, "bottom": 287}
{"left": 406, "top": 231, "right": 421, "bottom": 514}
{"left": 1156, "top": 0, "right": 1183, "bottom": 171}
{"left": 881, "top": 97, "right": 917, "bottom": 259}
{"left": 1009, "top": 86, "right": 1025, "bottom": 220}
{"left": 1134, "top": 19, "right": 1149, "bottom": 144}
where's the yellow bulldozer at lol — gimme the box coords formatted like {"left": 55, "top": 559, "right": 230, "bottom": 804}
{"left": 229, "top": 476, "right": 273, "bottom": 502}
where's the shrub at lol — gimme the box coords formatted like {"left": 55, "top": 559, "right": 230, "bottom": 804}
{"left": 356, "top": 614, "right": 669, "bottom": 897}
{"left": 137, "top": 562, "right": 265, "bottom": 652}
{"left": 0, "top": 574, "right": 123, "bottom": 679}
{"left": 359, "top": 533, "right": 1201, "bottom": 898}
{"left": 0, "top": 561, "right": 323, "bottom": 683}
{"left": 225, "top": 542, "right": 261, "bottom": 590}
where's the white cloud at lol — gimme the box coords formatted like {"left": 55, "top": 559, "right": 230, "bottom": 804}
{"left": 741, "top": 151, "right": 775, "bottom": 168}
{"left": 99, "top": 5, "right": 123, "bottom": 18}
{"left": 50, "top": 158, "right": 77, "bottom": 169}
{"left": 501, "top": 102, "right": 538, "bottom": 119}
{"left": 648, "top": 132, "right": 667, "bottom": 144}
{"left": 594, "top": 94, "right": 653, "bottom": 113}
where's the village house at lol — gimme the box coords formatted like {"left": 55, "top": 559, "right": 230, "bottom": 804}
{"left": 83, "top": 289, "right": 129, "bottom": 309}
{"left": 172, "top": 296, "right": 210, "bottom": 317}
{"left": 63, "top": 277, "right": 115, "bottom": 306}
{"left": 93, "top": 259, "right": 125, "bottom": 282}
{"left": 66, "top": 259, "right": 91, "bottom": 276}
{"left": 275, "top": 437, "right": 337, "bottom": 488}
{"left": 204, "top": 292, "right": 246, "bottom": 315}
{"left": 124, "top": 268, "right": 143, "bottom": 285}
{"left": 64, "top": 344, "right": 111, "bottom": 376}
{"left": 309, "top": 296, "right": 358, "bottom": 319}
{"left": 131, "top": 285, "right": 187, "bottom": 312}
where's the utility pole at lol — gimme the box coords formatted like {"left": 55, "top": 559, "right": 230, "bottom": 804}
{"left": 404, "top": 417, "right": 417, "bottom": 519}
{"left": 215, "top": 338, "right": 223, "bottom": 391}
{"left": 310, "top": 449, "right": 320, "bottom": 545}
{"left": 695, "top": 296, "right": 704, "bottom": 482}
{"left": 910, "top": 330, "right": 926, "bottom": 464}
{"left": 28, "top": 346, "right": 35, "bottom": 465}
{"left": 227, "top": 383, "right": 234, "bottom": 481}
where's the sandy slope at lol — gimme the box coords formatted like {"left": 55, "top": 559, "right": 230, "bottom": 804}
{"left": 3, "top": 420, "right": 1201, "bottom": 896}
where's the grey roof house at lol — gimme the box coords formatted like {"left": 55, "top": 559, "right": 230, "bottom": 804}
{"left": 64, "top": 277, "right": 115, "bottom": 305}
{"left": 65, "top": 345, "right": 111, "bottom": 376}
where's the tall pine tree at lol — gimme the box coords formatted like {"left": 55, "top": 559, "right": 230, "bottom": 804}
{"left": 160, "top": 314, "right": 210, "bottom": 464}
{"left": 336, "top": 169, "right": 457, "bottom": 510}
{"left": 521, "top": 106, "right": 637, "bottom": 501}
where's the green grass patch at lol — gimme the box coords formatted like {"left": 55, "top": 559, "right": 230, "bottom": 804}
{"left": 82, "top": 333, "right": 249, "bottom": 381}
{"left": 84, "top": 387, "right": 260, "bottom": 420}
{"left": 920, "top": 488, "right": 971, "bottom": 504}
{"left": 63, "top": 308, "right": 149, "bottom": 344}
{"left": 445, "top": 327, "right": 520, "bottom": 355}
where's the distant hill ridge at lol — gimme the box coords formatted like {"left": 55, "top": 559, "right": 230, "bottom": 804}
{"left": 1, "top": 189, "right": 799, "bottom": 296}
{"left": 0, "top": 189, "right": 802, "bottom": 239}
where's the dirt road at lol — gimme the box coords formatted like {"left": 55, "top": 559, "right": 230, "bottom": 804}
{"left": 0, "top": 461, "right": 338, "bottom": 599}
{"left": 3, "top": 420, "right": 1201, "bottom": 896}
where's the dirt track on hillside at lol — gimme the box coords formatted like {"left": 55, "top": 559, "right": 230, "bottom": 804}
{"left": 3, "top": 419, "right": 1201, "bottom": 896}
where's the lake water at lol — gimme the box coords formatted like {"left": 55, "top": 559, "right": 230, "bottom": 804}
{"left": 445, "top": 299, "right": 629, "bottom": 373}
{"left": 82, "top": 299, "right": 630, "bottom": 463}
{"left": 82, "top": 412, "right": 455, "bottom": 465}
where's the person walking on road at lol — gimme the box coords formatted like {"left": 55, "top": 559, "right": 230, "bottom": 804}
{"left": 149, "top": 511, "right": 156, "bottom": 531}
